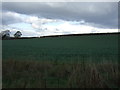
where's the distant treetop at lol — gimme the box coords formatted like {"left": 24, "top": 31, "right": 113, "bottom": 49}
{"left": 14, "top": 31, "right": 22, "bottom": 38}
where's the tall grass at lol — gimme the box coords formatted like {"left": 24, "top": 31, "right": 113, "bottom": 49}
{"left": 2, "top": 59, "right": 119, "bottom": 88}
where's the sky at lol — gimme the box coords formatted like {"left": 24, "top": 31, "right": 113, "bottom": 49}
{"left": 1, "top": 2, "right": 119, "bottom": 37}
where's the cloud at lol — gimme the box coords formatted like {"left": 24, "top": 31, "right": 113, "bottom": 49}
{"left": 2, "top": 2, "right": 118, "bottom": 28}
{"left": 2, "top": 11, "right": 59, "bottom": 27}
{"left": 32, "top": 20, "right": 118, "bottom": 36}
{"left": 0, "top": 21, "right": 118, "bottom": 37}
{"left": 2, "top": 11, "right": 23, "bottom": 25}
{"left": 1, "top": 2, "right": 118, "bottom": 37}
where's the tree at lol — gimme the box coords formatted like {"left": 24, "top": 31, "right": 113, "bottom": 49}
{"left": 14, "top": 31, "right": 22, "bottom": 38}
{"left": 0, "top": 30, "right": 11, "bottom": 39}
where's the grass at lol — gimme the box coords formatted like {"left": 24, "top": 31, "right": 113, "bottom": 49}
{"left": 2, "top": 59, "right": 119, "bottom": 88}
{"left": 2, "top": 34, "right": 119, "bottom": 88}
{"left": 2, "top": 34, "right": 118, "bottom": 60}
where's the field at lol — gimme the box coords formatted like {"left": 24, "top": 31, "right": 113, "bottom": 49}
{"left": 2, "top": 33, "right": 120, "bottom": 88}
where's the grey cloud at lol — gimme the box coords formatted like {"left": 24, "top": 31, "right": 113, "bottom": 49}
{"left": 2, "top": 2, "right": 118, "bottom": 28}
{"left": 2, "top": 11, "right": 24, "bottom": 25}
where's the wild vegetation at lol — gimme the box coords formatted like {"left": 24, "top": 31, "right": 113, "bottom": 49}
{"left": 3, "top": 59, "right": 119, "bottom": 88}
{"left": 2, "top": 33, "right": 119, "bottom": 88}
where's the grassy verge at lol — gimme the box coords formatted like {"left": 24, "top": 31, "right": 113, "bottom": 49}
{"left": 2, "top": 59, "right": 120, "bottom": 88}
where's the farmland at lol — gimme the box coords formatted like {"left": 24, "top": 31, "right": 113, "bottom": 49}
{"left": 2, "top": 33, "right": 120, "bottom": 88}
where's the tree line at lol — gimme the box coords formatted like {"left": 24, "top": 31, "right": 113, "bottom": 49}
{"left": 0, "top": 30, "right": 22, "bottom": 39}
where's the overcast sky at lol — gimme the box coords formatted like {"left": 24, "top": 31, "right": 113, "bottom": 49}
{"left": 1, "top": 2, "right": 118, "bottom": 37}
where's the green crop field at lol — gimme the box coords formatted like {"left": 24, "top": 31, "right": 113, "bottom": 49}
{"left": 2, "top": 34, "right": 119, "bottom": 61}
{"left": 2, "top": 34, "right": 120, "bottom": 88}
